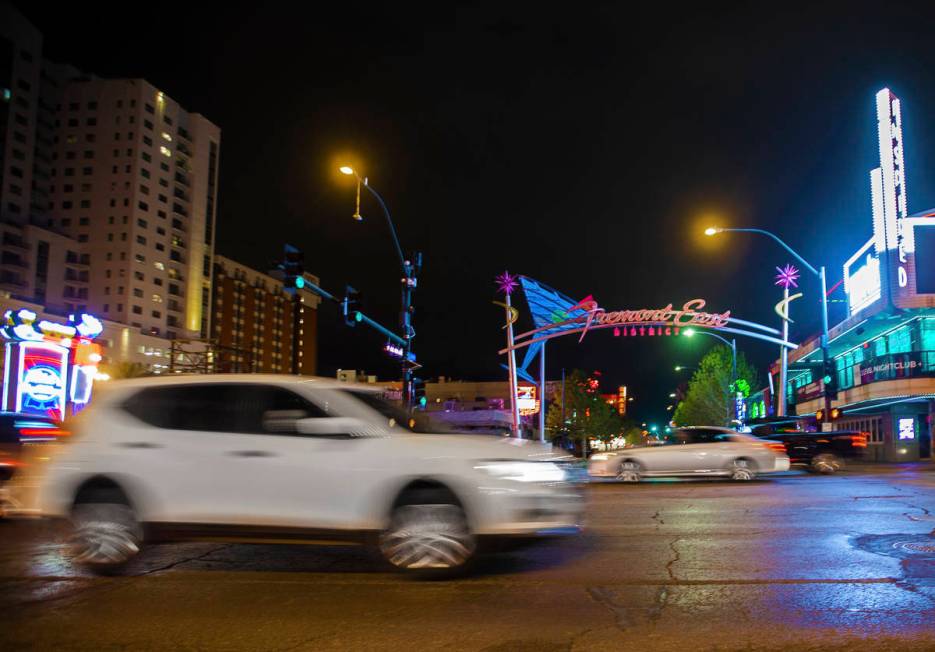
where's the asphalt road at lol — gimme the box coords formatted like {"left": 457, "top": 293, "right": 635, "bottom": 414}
{"left": 1, "top": 466, "right": 934, "bottom": 651}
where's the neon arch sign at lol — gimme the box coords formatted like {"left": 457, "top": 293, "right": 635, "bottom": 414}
{"left": 499, "top": 296, "right": 797, "bottom": 355}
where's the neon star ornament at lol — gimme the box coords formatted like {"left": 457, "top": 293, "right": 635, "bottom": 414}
{"left": 495, "top": 271, "right": 519, "bottom": 295}
{"left": 775, "top": 264, "right": 800, "bottom": 289}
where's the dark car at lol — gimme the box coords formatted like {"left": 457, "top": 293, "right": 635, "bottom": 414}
{"left": 757, "top": 430, "right": 867, "bottom": 473}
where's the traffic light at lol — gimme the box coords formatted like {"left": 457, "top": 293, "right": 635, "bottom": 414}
{"left": 816, "top": 407, "right": 843, "bottom": 423}
{"left": 282, "top": 244, "right": 305, "bottom": 291}
{"left": 412, "top": 378, "right": 427, "bottom": 409}
{"left": 343, "top": 285, "right": 360, "bottom": 327}
{"left": 821, "top": 353, "right": 838, "bottom": 400}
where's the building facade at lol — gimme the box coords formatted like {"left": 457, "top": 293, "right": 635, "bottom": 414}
{"left": 47, "top": 77, "right": 219, "bottom": 340}
{"left": 210, "top": 255, "right": 319, "bottom": 375}
{"left": 0, "top": 6, "right": 226, "bottom": 372}
{"left": 783, "top": 89, "right": 935, "bottom": 461}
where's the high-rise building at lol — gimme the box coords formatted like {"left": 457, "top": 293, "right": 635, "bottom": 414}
{"left": 48, "top": 78, "right": 220, "bottom": 339}
{"left": 0, "top": 6, "right": 219, "bottom": 345}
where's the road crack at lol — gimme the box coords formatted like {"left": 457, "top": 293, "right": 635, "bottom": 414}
{"left": 135, "top": 544, "right": 233, "bottom": 576}
{"left": 665, "top": 537, "right": 681, "bottom": 582}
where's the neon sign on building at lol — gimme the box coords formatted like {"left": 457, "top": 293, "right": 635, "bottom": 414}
{"left": 844, "top": 88, "right": 935, "bottom": 315}
{"left": 1, "top": 309, "right": 104, "bottom": 421}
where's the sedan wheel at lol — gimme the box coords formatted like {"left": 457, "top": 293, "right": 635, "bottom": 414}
{"left": 616, "top": 461, "right": 642, "bottom": 483}
{"left": 812, "top": 454, "right": 842, "bottom": 474}
{"left": 380, "top": 503, "right": 476, "bottom": 572}
{"left": 729, "top": 459, "right": 756, "bottom": 481}
{"left": 70, "top": 503, "right": 142, "bottom": 572}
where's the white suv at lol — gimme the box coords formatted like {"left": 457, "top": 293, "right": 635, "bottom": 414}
{"left": 39, "top": 375, "right": 581, "bottom": 574}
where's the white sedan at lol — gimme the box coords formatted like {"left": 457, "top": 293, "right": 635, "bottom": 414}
{"left": 38, "top": 375, "right": 582, "bottom": 575}
{"left": 588, "top": 427, "right": 790, "bottom": 482}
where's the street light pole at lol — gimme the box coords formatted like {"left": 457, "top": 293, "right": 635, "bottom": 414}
{"left": 706, "top": 227, "right": 832, "bottom": 423}
{"left": 340, "top": 167, "right": 421, "bottom": 409}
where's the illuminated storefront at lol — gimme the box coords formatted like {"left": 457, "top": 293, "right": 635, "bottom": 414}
{"left": 0, "top": 309, "right": 104, "bottom": 421}
{"left": 784, "top": 89, "right": 935, "bottom": 461}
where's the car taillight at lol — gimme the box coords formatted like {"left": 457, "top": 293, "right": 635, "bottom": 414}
{"left": 765, "top": 442, "right": 786, "bottom": 454}
{"left": 851, "top": 433, "right": 868, "bottom": 448}
{"left": 18, "top": 427, "right": 70, "bottom": 438}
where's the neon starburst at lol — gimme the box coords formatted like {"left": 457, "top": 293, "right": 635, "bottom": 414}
{"left": 775, "top": 264, "right": 800, "bottom": 289}
{"left": 495, "top": 271, "right": 519, "bottom": 295}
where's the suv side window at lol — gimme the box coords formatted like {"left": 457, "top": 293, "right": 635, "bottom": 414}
{"left": 123, "top": 384, "right": 327, "bottom": 434}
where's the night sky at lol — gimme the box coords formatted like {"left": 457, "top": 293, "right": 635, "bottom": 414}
{"left": 19, "top": 1, "right": 935, "bottom": 423}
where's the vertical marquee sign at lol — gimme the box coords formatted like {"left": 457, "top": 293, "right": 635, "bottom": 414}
{"left": 844, "top": 88, "right": 935, "bottom": 315}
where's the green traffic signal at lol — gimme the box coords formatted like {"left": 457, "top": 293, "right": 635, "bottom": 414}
{"left": 294, "top": 276, "right": 305, "bottom": 289}
{"left": 419, "top": 396, "right": 427, "bottom": 407}
{"left": 354, "top": 311, "right": 363, "bottom": 323}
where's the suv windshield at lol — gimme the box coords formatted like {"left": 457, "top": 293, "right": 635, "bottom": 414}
{"left": 342, "top": 390, "right": 459, "bottom": 434}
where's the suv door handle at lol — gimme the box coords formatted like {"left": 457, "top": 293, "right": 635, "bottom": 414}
{"left": 118, "top": 442, "right": 163, "bottom": 449}
{"left": 228, "top": 450, "right": 275, "bottom": 458}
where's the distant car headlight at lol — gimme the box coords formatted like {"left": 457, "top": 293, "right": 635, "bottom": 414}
{"left": 590, "top": 454, "right": 611, "bottom": 461}
{"left": 475, "top": 460, "right": 566, "bottom": 483}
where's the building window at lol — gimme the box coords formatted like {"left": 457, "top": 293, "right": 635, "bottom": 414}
{"left": 153, "top": 294, "right": 163, "bottom": 303}
{"left": 132, "top": 305, "right": 142, "bottom": 315}
{"left": 138, "top": 200, "right": 149, "bottom": 211}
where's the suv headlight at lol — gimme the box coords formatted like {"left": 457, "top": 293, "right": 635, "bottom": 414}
{"left": 475, "top": 460, "right": 566, "bottom": 483}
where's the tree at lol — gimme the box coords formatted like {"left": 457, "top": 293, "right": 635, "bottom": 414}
{"left": 545, "top": 370, "right": 623, "bottom": 456}
{"left": 672, "top": 345, "right": 759, "bottom": 427}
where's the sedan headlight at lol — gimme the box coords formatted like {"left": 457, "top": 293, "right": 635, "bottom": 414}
{"left": 475, "top": 460, "right": 566, "bottom": 483}
{"left": 590, "top": 454, "right": 611, "bottom": 461}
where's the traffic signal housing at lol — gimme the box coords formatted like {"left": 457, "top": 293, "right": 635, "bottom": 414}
{"left": 412, "top": 377, "right": 427, "bottom": 409}
{"left": 282, "top": 244, "right": 305, "bottom": 291}
{"left": 821, "top": 353, "right": 838, "bottom": 400}
{"left": 815, "top": 407, "right": 843, "bottom": 423}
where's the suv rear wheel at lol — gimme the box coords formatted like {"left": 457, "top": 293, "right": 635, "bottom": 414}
{"left": 379, "top": 488, "right": 476, "bottom": 575}
{"left": 71, "top": 491, "right": 142, "bottom": 573}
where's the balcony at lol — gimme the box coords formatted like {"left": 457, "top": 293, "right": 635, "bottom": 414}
{"left": 2, "top": 233, "right": 29, "bottom": 250}
{"left": 1, "top": 254, "right": 28, "bottom": 269}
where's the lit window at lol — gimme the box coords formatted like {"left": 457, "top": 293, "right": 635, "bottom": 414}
{"left": 152, "top": 294, "right": 163, "bottom": 303}
{"left": 161, "top": 132, "right": 172, "bottom": 142}
{"left": 159, "top": 146, "right": 171, "bottom": 157}
{"left": 154, "top": 261, "right": 165, "bottom": 271}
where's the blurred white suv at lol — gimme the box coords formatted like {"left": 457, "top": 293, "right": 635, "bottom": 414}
{"left": 39, "top": 376, "right": 582, "bottom": 574}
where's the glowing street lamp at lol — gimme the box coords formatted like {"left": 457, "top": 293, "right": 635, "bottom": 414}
{"left": 669, "top": 392, "right": 676, "bottom": 398}
{"left": 338, "top": 165, "right": 421, "bottom": 408}
{"left": 704, "top": 224, "right": 832, "bottom": 420}
{"left": 674, "top": 365, "right": 694, "bottom": 372}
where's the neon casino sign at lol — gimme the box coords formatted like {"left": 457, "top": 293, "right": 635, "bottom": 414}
{"left": 1, "top": 309, "right": 104, "bottom": 421}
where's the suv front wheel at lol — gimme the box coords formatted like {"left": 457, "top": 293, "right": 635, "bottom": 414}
{"left": 379, "top": 490, "right": 476, "bottom": 575}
